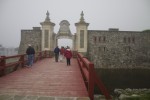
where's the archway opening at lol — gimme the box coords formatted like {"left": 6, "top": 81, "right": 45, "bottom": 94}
{"left": 58, "top": 39, "right": 73, "bottom": 49}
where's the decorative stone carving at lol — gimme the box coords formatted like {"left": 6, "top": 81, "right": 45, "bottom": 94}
{"left": 57, "top": 20, "right": 72, "bottom": 36}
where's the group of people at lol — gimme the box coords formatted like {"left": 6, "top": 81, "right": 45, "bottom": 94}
{"left": 26, "top": 44, "right": 72, "bottom": 67}
{"left": 54, "top": 46, "right": 72, "bottom": 66}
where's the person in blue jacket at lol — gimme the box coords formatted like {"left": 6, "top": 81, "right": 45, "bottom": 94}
{"left": 54, "top": 46, "right": 60, "bottom": 62}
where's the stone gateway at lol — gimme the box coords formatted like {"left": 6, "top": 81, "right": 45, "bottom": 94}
{"left": 19, "top": 11, "right": 150, "bottom": 68}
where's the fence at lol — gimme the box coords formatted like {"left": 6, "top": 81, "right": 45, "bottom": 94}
{"left": 76, "top": 53, "right": 112, "bottom": 100}
{"left": 0, "top": 50, "right": 51, "bottom": 76}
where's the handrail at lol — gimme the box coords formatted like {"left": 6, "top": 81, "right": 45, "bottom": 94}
{"left": 0, "top": 50, "right": 52, "bottom": 76}
{"left": 76, "top": 52, "right": 112, "bottom": 100}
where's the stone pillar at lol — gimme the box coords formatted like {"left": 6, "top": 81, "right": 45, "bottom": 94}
{"left": 71, "top": 35, "right": 75, "bottom": 50}
{"left": 75, "top": 11, "right": 89, "bottom": 54}
{"left": 40, "top": 11, "right": 55, "bottom": 51}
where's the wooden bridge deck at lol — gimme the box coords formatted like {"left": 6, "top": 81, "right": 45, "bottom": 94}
{"left": 0, "top": 58, "right": 89, "bottom": 100}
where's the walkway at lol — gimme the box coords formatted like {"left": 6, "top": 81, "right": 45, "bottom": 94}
{"left": 0, "top": 58, "right": 89, "bottom": 100}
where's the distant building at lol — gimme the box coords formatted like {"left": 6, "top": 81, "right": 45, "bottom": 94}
{"left": 0, "top": 45, "right": 18, "bottom": 56}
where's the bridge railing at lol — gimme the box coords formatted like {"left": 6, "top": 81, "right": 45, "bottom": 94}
{"left": 76, "top": 53, "right": 112, "bottom": 100}
{"left": 0, "top": 50, "right": 51, "bottom": 76}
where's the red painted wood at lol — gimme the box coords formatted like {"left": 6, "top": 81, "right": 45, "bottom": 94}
{"left": 76, "top": 53, "right": 112, "bottom": 100}
{"left": 94, "top": 72, "right": 112, "bottom": 99}
{"left": 0, "top": 56, "right": 6, "bottom": 76}
{"left": 0, "top": 51, "right": 52, "bottom": 76}
{"left": 88, "top": 63, "right": 94, "bottom": 100}
{"left": 0, "top": 58, "right": 88, "bottom": 97}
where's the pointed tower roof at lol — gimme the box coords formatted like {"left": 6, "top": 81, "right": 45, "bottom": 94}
{"left": 40, "top": 11, "right": 55, "bottom": 26}
{"left": 75, "top": 11, "right": 89, "bottom": 26}
{"left": 80, "top": 11, "right": 85, "bottom": 23}
{"left": 45, "top": 10, "right": 50, "bottom": 22}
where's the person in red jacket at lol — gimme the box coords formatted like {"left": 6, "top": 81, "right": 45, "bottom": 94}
{"left": 64, "top": 46, "right": 72, "bottom": 66}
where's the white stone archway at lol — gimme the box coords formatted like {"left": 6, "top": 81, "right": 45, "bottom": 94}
{"left": 54, "top": 20, "right": 75, "bottom": 50}
{"left": 40, "top": 11, "right": 89, "bottom": 55}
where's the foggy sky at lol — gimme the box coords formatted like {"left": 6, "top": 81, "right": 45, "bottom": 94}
{"left": 0, "top": 0, "right": 150, "bottom": 47}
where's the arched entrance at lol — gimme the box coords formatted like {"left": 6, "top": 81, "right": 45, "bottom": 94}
{"left": 58, "top": 38, "right": 73, "bottom": 49}
{"left": 55, "top": 20, "right": 75, "bottom": 50}
{"left": 40, "top": 11, "right": 89, "bottom": 54}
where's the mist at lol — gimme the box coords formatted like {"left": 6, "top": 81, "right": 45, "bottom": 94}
{"left": 0, "top": 0, "right": 150, "bottom": 47}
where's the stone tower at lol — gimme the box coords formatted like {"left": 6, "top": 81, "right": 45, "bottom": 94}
{"left": 75, "top": 11, "right": 89, "bottom": 55}
{"left": 40, "top": 11, "right": 55, "bottom": 51}
{"left": 18, "top": 27, "right": 41, "bottom": 54}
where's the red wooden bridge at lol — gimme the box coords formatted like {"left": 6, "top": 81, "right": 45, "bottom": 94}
{"left": 0, "top": 51, "right": 112, "bottom": 100}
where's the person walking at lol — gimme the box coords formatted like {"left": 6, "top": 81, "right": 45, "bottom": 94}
{"left": 64, "top": 46, "right": 72, "bottom": 66}
{"left": 26, "top": 44, "right": 35, "bottom": 67}
{"left": 59, "top": 46, "right": 65, "bottom": 62}
{"left": 54, "top": 46, "right": 60, "bottom": 62}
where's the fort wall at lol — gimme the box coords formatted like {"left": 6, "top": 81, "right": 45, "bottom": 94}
{"left": 18, "top": 27, "right": 41, "bottom": 54}
{"left": 87, "top": 29, "right": 150, "bottom": 68}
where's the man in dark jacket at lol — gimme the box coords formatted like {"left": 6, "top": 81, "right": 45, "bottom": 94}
{"left": 54, "top": 46, "right": 60, "bottom": 62}
{"left": 26, "top": 44, "right": 35, "bottom": 67}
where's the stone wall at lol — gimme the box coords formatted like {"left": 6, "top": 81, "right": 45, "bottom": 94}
{"left": 18, "top": 27, "right": 41, "bottom": 54}
{"left": 87, "top": 30, "right": 150, "bottom": 68}
{"left": 18, "top": 25, "right": 150, "bottom": 69}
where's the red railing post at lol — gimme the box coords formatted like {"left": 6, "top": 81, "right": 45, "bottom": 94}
{"left": 88, "top": 63, "right": 95, "bottom": 100}
{"left": 44, "top": 50, "right": 47, "bottom": 58}
{"left": 19, "top": 55, "right": 25, "bottom": 67}
{"left": 38, "top": 52, "right": 42, "bottom": 60}
{"left": 34, "top": 53, "right": 36, "bottom": 62}
{"left": 41, "top": 51, "right": 44, "bottom": 59}
{"left": 94, "top": 73, "right": 112, "bottom": 100}
{"left": 49, "top": 51, "right": 51, "bottom": 58}
{"left": 0, "top": 56, "right": 6, "bottom": 76}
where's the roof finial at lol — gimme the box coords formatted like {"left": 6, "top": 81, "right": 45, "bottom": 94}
{"left": 80, "top": 11, "right": 85, "bottom": 22}
{"left": 45, "top": 10, "right": 50, "bottom": 22}
{"left": 46, "top": 10, "right": 49, "bottom": 16}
